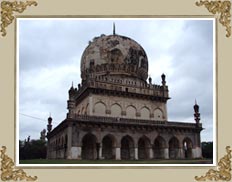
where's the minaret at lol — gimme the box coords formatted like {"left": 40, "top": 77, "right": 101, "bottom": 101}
{"left": 67, "top": 82, "right": 76, "bottom": 118}
{"left": 194, "top": 99, "right": 200, "bottom": 125}
{"left": 148, "top": 76, "right": 152, "bottom": 85}
{"left": 47, "top": 115, "right": 52, "bottom": 133}
{"left": 161, "top": 73, "right": 166, "bottom": 86}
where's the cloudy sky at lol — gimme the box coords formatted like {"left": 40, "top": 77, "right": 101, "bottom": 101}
{"left": 18, "top": 18, "right": 214, "bottom": 142}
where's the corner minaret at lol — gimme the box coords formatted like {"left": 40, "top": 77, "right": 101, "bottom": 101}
{"left": 67, "top": 82, "right": 76, "bottom": 118}
{"left": 47, "top": 115, "right": 52, "bottom": 133}
{"left": 194, "top": 99, "right": 200, "bottom": 125}
{"left": 161, "top": 73, "right": 166, "bottom": 86}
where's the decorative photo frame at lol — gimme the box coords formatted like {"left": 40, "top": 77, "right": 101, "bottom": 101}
{"left": 0, "top": 0, "right": 231, "bottom": 182}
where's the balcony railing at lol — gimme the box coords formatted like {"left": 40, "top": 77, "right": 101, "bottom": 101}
{"left": 72, "top": 114, "right": 200, "bottom": 128}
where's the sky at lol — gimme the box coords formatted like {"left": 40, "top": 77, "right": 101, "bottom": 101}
{"left": 18, "top": 18, "right": 214, "bottom": 142}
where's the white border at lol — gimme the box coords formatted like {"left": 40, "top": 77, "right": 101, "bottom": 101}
{"left": 16, "top": 17, "right": 216, "bottom": 167}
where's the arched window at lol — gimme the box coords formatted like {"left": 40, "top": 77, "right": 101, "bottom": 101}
{"left": 154, "top": 108, "right": 164, "bottom": 120}
{"left": 111, "top": 103, "right": 122, "bottom": 117}
{"left": 126, "top": 105, "right": 136, "bottom": 118}
{"left": 94, "top": 102, "right": 106, "bottom": 116}
{"left": 140, "top": 107, "right": 150, "bottom": 119}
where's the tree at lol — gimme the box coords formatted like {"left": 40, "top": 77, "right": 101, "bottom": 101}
{"left": 201, "top": 142, "right": 213, "bottom": 159}
{"left": 19, "top": 139, "right": 47, "bottom": 160}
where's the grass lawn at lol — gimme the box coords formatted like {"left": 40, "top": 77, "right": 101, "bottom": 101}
{"left": 20, "top": 159, "right": 213, "bottom": 164}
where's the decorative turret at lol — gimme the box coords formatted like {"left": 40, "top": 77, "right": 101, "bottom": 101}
{"left": 68, "top": 82, "right": 75, "bottom": 98}
{"left": 148, "top": 76, "right": 152, "bottom": 84}
{"left": 161, "top": 73, "right": 166, "bottom": 86}
{"left": 47, "top": 115, "right": 52, "bottom": 133}
{"left": 67, "top": 82, "right": 76, "bottom": 118}
{"left": 194, "top": 100, "right": 200, "bottom": 125}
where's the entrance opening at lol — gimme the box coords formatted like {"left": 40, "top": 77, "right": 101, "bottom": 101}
{"left": 121, "top": 135, "right": 134, "bottom": 160}
{"left": 102, "top": 135, "right": 116, "bottom": 159}
{"left": 153, "top": 136, "right": 166, "bottom": 159}
{"left": 138, "top": 136, "right": 150, "bottom": 159}
{"left": 82, "top": 133, "right": 97, "bottom": 160}
{"left": 169, "top": 137, "right": 179, "bottom": 159}
{"left": 183, "top": 138, "right": 193, "bottom": 159}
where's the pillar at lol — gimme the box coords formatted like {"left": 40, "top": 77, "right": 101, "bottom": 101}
{"left": 134, "top": 147, "right": 138, "bottom": 160}
{"left": 149, "top": 148, "right": 154, "bottom": 159}
{"left": 67, "top": 125, "right": 72, "bottom": 159}
{"left": 178, "top": 147, "right": 185, "bottom": 159}
{"left": 164, "top": 148, "right": 169, "bottom": 159}
{"left": 99, "top": 145, "right": 102, "bottom": 159}
{"left": 116, "top": 147, "right": 121, "bottom": 160}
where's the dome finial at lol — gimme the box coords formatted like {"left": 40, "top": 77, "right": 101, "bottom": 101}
{"left": 113, "top": 22, "right": 116, "bottom": 35}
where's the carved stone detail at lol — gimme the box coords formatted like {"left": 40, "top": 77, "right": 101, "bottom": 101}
{"left": 195, "top": 146, "right": 231, "bottom": 181}
{"left": 0, "top": 146, "right": 37, "bottom": 181}
{"left": 0, "top": 0, "right": 37, "bottom": 37}
{"left": 196, "top": 0, "right": 231, "bottom": 37}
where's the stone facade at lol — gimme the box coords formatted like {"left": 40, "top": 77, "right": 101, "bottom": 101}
{"left": 47, "top": 32, "right": 203, "bottom": 161}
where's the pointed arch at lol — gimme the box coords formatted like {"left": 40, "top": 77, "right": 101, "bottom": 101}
{"left": 138, "top": 136, "right": 151, "bottom": 159}
{"left": 140, "top": 106, "right": 150, "bottom": 119}
{"left": 94, "top": 101, "right": 106, "bottom": 116}
{"left": 126, "top": 105, "right": 137, "bottom": 118}
{"left": 81, "top": 133, "right": 97, "bottom": 160}
{"left": 169, "top": 137, "right": 180, "bottom": 159}
{"left": 102, "top": 134, "right": 117, "bottom": 159}
{"left": 121, "top": 135, "right": 135, "bottom": 160}
{"left": 111, "top": 103, "right": 122, "bottom": 117}
{"left": 183, "top": 137, "right": 193, "bottom": 159}
{"left": 153, "top": 136, "right": 166, "bottom": 159}
{"left": 154, "top": 108, "right": 164, "bottom": 120}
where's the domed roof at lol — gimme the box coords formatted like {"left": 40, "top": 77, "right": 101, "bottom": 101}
{"left": 80, "top": 34, "right": 148, "bottom": 81}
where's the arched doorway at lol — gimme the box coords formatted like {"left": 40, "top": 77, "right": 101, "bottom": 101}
{"left": 169, "top": 137, "right": 179, "bottom": 159}
{"left": 102, "top": 135, "right": 116, "bottom": 159}
{"left": 82, "top": 133, "right": 97, "bottom": 160}
{"left": 138, "top": 136, "right": 151, "bottom": 159}
{"left": 121, "top": 135, "right": 135, "bottom": 160}
{"left": 153, "top": 136, "right": 166, "bottom": 159}
{"left": 183, "top": 138, "right": 193, "bottom": 159}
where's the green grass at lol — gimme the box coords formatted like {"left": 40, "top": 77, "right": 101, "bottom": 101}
{"left": 19, "top": 159, "right": 213, "bottom": 164}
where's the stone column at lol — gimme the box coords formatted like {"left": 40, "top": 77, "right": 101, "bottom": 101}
{"left": 178, "top": 147, "right": 185, "bottom": 159}
{"left": 77, "top": 146, "right": 82, "bottom": 159}
{"left": 149, "top": 148, "right": 154, "bottom": 159}
{"left": 134, "top": 147, "right": 138, "bottom": 160}
{"left": 67, "top": 125, "right": 72, "bottom": 159}
{"left": 116, "top": 147, "right": 121, "bottom": 160}
{"left": 164, "top": 148, "right": 169, "bottom": 159}
{"left": 99, "top": 145, "right": 102, "bottom": 159}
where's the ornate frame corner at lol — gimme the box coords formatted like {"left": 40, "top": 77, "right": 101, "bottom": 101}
{"left": 0, "top": 0, "right": 37, "bottom": 37}
{"left": 0, "top": 146, "right": 37, "bottom": 181}
{"left": 195, "top": 146, "right": 232, "bottom": 181}
{"left": 195, "top": 0, "right": 231, "bottom": 38}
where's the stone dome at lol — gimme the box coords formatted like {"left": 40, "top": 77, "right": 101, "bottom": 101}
{"left": 80, "top": 34, "right": 148, "bottom": 81}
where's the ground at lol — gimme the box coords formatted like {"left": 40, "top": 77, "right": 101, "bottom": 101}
{"left": 19, "top": 159, "right": 212, "bottom": 164}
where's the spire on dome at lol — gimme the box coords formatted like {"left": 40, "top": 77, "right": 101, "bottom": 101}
{"left": 113, "top": 22, "right": 116, "bottom": 35}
